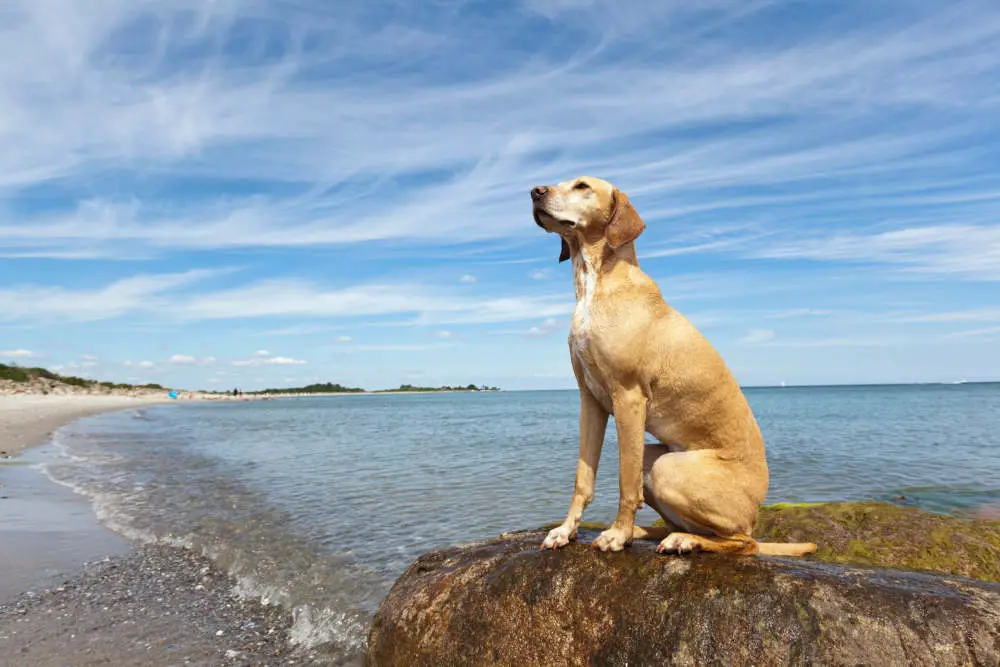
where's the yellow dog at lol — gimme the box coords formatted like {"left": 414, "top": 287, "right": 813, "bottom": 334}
{"left": 532, "top": 176, "right": 816, "bottom": 557}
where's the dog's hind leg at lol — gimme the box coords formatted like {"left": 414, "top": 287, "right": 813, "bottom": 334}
{"left": 643, "top": 447, "right": 816, "bottom": 556}
{"left": 631, "top": 525, "right": 671, "bottom": 542}
{"left": 643, "top": 446, "right": 765, "bottom": 554}
{"left": 656, "top": 532, "right": 758, "bottom": 555}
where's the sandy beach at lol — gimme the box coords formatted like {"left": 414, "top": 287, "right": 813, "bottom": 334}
{"left": 0, "top": 395, "right": 172, "bottom": 459}
{"left": 0, "top": 395, "right": 313, "bottom": 666}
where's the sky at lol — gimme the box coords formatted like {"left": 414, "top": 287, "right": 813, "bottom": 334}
{"left": 1, "top": 0, "right": 999, "bottom": 391}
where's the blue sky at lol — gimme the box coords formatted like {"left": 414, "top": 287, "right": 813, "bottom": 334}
{"left": 2, "top": 0, "right": 999, "bottom": 391}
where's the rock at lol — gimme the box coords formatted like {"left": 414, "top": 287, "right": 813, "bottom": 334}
{"left": 366, "top": 528, "right": 1000, "bottom": 666}
{"left": 753, "top": 502, "right": 1000, "bottom": 582}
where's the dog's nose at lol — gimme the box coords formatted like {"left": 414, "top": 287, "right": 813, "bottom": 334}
{"left": 531, "top": 185, "right": 548, "bottom": 200}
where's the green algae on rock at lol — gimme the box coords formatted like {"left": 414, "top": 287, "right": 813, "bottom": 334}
{"left": 366, "top": 529, "right": 1000, "bottom": 667}
{"left": 753, "top": 501, "right": 1000, "bottom": 583}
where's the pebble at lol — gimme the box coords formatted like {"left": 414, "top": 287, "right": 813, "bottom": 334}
{"left": 0, "top": 543, "right": 342, "bottom": 665}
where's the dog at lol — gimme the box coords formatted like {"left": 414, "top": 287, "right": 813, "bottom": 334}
{"left": 531, "top": 176, "right": 816, "bottom": 557}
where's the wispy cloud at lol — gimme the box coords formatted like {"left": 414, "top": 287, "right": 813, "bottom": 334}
{"left": 753, "top": 225, "right": 1000, "bottom": 281}
{"left": 335, "top": 343, "right": 456, "bottom": 352}
{"left": 739, "top": 329, "right": 776, "bottom": 345}
{"left": 526, "top": 317, "right": 566, "bottom": 338}
{"left": 0, "top": 272, "right": 578, "bottom": 327}
{"left": 232, "top": 351, "right": 307, "bottom": 367}
{"left": 0, "top": 269, "right": 221, "bottom": 323}
{"left": 2, "top": 0, "right": 999, "bottom": 261}
{"left": 170, "top": 354, "right": 215, "bottom": 366}
{"left": 945, "top": 326, "right": 1000, "bottom": 339}
{"left": 0, "top": 348, "right": 40, "bottom": 359}
{"left": 899, "top": 307, "right": 1000, "bottom": 323}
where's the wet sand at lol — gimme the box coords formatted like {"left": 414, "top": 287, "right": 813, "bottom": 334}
{"left": 0, "top": 396, "right": 323, "bottom": 666}
{"left": 0, "top": 395, "right": 171, "bottom": 597}
{"left": 0, "top": 545, "right": 309, "bottom": 666}
{"left": 0, "top": 452, "right": 130, "bottom": 600}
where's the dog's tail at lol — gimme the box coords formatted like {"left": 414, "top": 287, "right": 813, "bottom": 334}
{"left": 755, "top": 541, "right": 818, "bottom": 557}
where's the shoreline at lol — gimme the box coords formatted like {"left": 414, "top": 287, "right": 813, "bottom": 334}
{"left": 0, "top": 395, "right": 174, "bottom": 460}
{"left": 0, "top": 544, "right": 308, "bottom": 666}
{"left": 0, "top": 392, "right": 260, "bottom": 460}
{"left": 0, "top": 395, "right": 320, "bottom": 665}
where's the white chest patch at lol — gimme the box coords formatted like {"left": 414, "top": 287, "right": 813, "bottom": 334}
{"left": 570, "top": 252, "right": 611, "bottom": 411}
{"left": 571, "top": 252, "right": 597, "bottom": 335}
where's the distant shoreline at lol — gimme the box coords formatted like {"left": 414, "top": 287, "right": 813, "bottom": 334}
{"left": 253, "top": 389, "right": 504, "bottom": 398}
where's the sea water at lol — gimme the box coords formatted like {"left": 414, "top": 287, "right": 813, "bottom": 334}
{"left": 39, "top": 384, "right": 1000, "bottom": 662}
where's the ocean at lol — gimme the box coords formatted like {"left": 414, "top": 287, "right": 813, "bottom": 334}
{"left": 39, "top": 383, "right": 1000, "bottom": 663}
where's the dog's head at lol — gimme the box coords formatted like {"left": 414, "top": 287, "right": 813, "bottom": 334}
{"left": 530, "top": 176, "right": 645, "bottom": 263}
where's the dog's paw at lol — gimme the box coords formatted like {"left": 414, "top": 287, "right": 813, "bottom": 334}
{"left": 541, "top": 524, "right": 576, "bottom": 550}
{"left": 591, "top": 527, "right": 631, "bottom": 552}
{"left": 656, "top": 533, "right": 700, "bottom": 555}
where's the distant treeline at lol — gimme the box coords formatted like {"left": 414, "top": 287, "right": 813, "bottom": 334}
{"left": 375, "top": 384, "right": 501, "bottom": 393}
{"left": 0, "top": 363, "right": 167, "bottom": 391}
{"left": 254, "top": 382, "right": 501, "bottom": 394}
{"left": 255, "top": 382, "right": 365, "bottom": 395}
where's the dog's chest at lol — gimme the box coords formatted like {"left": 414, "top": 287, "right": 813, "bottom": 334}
{"left": 570, "top": 254, "right": 613, "bottom": 411}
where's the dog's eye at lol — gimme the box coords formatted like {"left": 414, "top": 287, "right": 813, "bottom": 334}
{"left": 574, "top": 182, "right": 590, "bottom": 191}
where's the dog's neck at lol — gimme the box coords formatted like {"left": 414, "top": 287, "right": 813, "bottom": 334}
{"left": 569, "top": 238, "right": 638, "bottom": 302}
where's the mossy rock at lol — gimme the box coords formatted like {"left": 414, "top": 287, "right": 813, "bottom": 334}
{"left": 368, "top": 529, "right": 1000, "bottom": 666}
{"left": 754, "top": 501, "right": 1000, "bottom": 582}
{"left": 541, "top": 501, "right": 1000, "bottom": 583}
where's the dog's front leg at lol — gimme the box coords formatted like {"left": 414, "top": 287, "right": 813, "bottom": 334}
{"left": 592, "top": 388, "right": 646, "bottom": 552}
{"left": 542, "top": 389, "right": 609, "bottom": 549}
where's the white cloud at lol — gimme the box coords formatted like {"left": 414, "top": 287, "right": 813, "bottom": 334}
{"left": 526, "top": 317, "right": 565, "bottom": 338}
{"left": 269, "top": 357, "right": 305, "bottom": 365}
{"left": 49, "top": 360, "right": 98, "bottom": 372}
{"left": 0, "top": 273, "right": 578, "bottom": 327}
{"left": 232, "top": 355, "right": 307, "bottom": 367}
{"left": 945, "top": 326, "right": 1000, "bottom": 339}
{"left": 0, "top": 269, "right": 220, "bottom": 323}
{"left": 1, "top": 0, "right": 999, "bottom": 262}
{"left": 0, "top": 349, "right": 39, "bottom": 359}
{"left": 124, "top": 360, "right": 156, "bottom": 369}
{"left": 335, "top": 336, "right": 353, "bottom": 343}
{"left": 529, "top": 269, "right": 552, "bottom": 280}
{"left": 900, "top": 307, "right": 1000, "bottom": 323}
{"left": 170, "top": 354, "right": 198, "bottom": 365}
{"left": 262, "top": 324, "right": 341, "bottom": 336}
{"left": 342, "top": 344, "right": 453, "bottom": 352}
{"left": 753, "top": 225, "right": 1000, "bottom": 281}
{"left": 740, "top": 329, "right": 776, "bottom": 344}
{"left": 255, "top": 350, "right": 271, "bottom": 357}
{"left": 169, "top": 279, "right": 575, "bottom": 326}
{"left": 170, "top": 354, "right": 215, "bottom": 366}
{"left": 81, "top": 354, "right": 98, "bottom": 361}
{"left": 434, "top": 330, "right": 454, "bottom": 339}
{"left": 460, "top": 275, "right": 477, "bottom": 284}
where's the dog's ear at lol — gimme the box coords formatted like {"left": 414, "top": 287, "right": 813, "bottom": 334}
{"left": 559, "top": 237, "right": 571, "bottom": 263}
{"left": 606, "top": 189, "right": 645, "bottom": 249}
